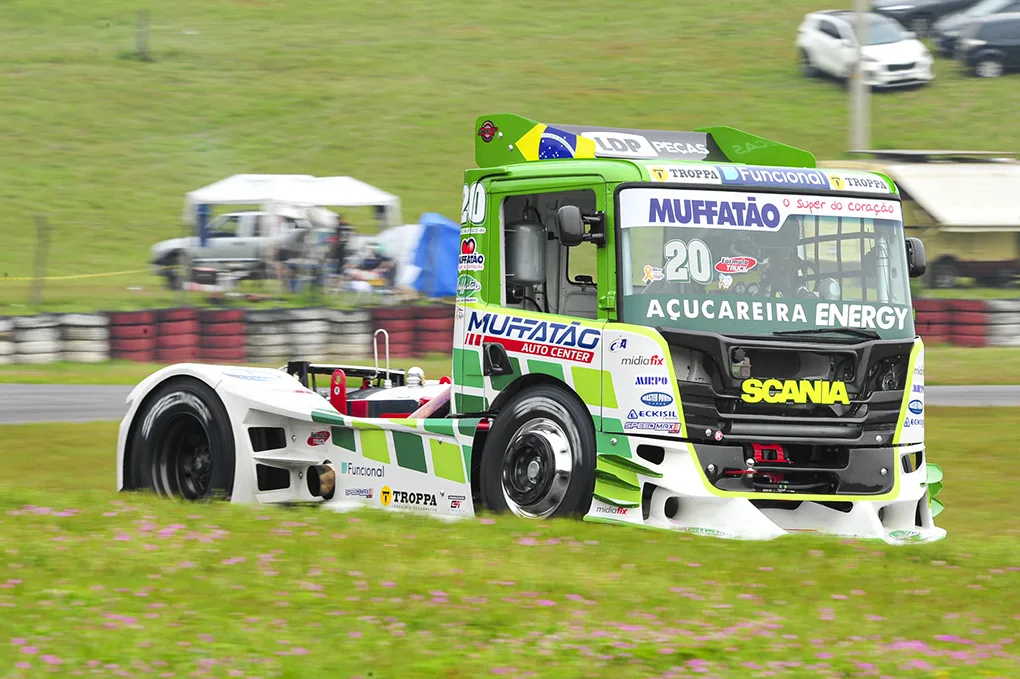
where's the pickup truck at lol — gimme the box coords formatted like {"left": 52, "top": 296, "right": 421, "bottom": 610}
{"left": 150, "top": 210, "right": 324, "bottom": 289}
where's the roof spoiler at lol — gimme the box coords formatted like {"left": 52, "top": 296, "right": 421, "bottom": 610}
{"left": 473, "top": 114, "right": 816, "bottom": 169}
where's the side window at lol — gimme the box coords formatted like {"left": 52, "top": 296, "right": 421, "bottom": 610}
{"left": 501, "top": 189, "right": 598, "bottom": 319}
{"left": 209, "top": 215, "right": 239, "bottom": 238}
{"left": 819, "top": 20, "right": 840, "bottom": 39}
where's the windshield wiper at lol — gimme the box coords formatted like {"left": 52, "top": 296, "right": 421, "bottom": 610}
{"left": 773, "top": 327, "right": 880, "bottom": 340}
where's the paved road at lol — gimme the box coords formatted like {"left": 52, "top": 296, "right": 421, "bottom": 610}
{"left": 0, "top": 384, "right": 133, "bottom": 424}
{"left": 1, "top": 384, "right": 1019, "bottom": 425}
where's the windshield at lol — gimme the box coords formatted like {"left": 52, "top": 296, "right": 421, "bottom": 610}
{"left": 617, "top": 187, "right": 914, "bottom": 340}
{"left": 965, "top": 0, "right": 1011, "bottom": 16}
{"left": 855, "top": 16, "right": 906, "bottom": 44}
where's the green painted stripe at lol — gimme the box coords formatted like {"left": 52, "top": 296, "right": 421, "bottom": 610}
{"left": 331, "top": 426, "right": 356, "bottom": 452}
{"left": 430, "top": 439, "right": 466, "bottom": 483}
{"left": 595, "top": 427, "right": 631, "bottom": 457}
{"left": 601, "top": 370, "right": 618, "bottom": 409}
{"left": 526, "top": 359, "right": 564, "bottom": 381}
{"left": 592, "top": 485, "right": 642, "bottom": 508}
{"left": 597, "top": 453, "right": 663, "bottom": 479}
{"left": 489, "top": 356, "right": 521, "bottom": 392}
{"left": 389, "top": 418, "right": 418, "bottom": 429}
{"left": 455, "top": 393, "right": 487, "bottom": 414}
{"left": 393, "top": 431, "right": 427, "bottom": 473}
{"left": 455, "top": 348, "right": 485, "bottom": 390}
{"left": 360, "top": 429, "right": 390, "bottom": 464}
{"left": 570, "top": 366, "right": 602, "bottom": 407}
{"left": 462, "top": 444, "right": 473, "bottom": 480}
{"left": 312, "top": 409, "right": 346, "bottom": 426}
{"left": 594, "top": 469, "right": 640, "bottom": 492}
{"left": 423, "top": 419, "right": 456, "bottom": 437}
{"left": 457, "top": 417, "right": 482, "bottom": 437}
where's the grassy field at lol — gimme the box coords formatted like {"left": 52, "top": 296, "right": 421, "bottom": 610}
{"left": 0, "top": 407, "right": 1018, "bottom": 677}
{"left": 2, "top": 0, "right": 1019, "bottom": 312}
{"left": 3, "top": 345, "right": 1018, "bottom": 386}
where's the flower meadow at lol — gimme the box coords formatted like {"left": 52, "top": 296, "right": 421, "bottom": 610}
{"left": 0, "top": 409, "right": 1018, "bottom": 678}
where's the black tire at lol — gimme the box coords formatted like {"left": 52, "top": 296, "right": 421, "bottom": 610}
{"left": 799, "top": 48, "right": 817, "bottom": 77}
{"left": 479, "top": 385, "right": 596, "bottom": 519}
{"left": 129, "top": 377, "right": 236, "bottom": 500}
{"left": 930, "top": 258, "right": 958, "bottom": 289}
{"left": 974, "top": 56, "right": 1005, "bottom": 78}
{"left": 163, "top": 252, "right": 185, "bottom": 291}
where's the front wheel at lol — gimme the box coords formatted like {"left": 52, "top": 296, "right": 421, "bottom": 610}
{"left": 975, "top": 56, "right": 1004, "bottom": 78}
{"left": 479, "top": 385, "right": 596, "bottom": 519}
{"left": 129, "top": 377, "right": 236, "bottom": 500}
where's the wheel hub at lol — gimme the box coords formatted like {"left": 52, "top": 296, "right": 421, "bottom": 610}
{"left": 501, "top": 418, "right": 573, "bottom": 519}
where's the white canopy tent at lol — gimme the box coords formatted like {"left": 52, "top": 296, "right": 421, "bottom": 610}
{"left": 183, "top": 174, "right": 402, "bottom": 228}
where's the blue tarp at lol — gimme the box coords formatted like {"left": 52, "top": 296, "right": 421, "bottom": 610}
{"left": 412, "top": 212, "right": 459, "bottom": 298}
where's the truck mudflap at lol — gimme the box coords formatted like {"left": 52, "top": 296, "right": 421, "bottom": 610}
{"left": 584, "top": 438, "right": 946, "bottom": 544}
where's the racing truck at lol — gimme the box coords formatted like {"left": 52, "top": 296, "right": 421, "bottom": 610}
{"left": 116, "top": 113, "right": 945, "bottom": 544}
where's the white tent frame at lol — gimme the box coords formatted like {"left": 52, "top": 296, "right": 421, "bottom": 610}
{"left": 183, "top": 174, "right": 402, "bottom": 227}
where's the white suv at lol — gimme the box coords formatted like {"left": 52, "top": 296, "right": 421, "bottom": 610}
{"left": 796, "top": 10, "right": 935, "bottom": 88}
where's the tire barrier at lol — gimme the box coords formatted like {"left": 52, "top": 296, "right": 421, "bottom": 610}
{"left": 7, "top": 298, "right": 1016, "bottom": 366}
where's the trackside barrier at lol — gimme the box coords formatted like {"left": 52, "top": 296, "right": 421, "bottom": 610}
{"left": 6, "top": 299, "right": 1013, "bottom": 364}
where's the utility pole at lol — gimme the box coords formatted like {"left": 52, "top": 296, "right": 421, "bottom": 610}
{"left": 849, "top": 0, "right": 871, "bottom": 152}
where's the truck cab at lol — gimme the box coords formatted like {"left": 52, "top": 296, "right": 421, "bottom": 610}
{"left": 448, "top": 113, "right": 943, "bottom": 542}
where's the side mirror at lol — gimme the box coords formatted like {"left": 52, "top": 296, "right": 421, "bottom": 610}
{"left": 557, "top": 205, "right": 585, "bottom": 247}
{"left": 556, "top": 205, "right": 606, "bottom": 247}
{"left": 906, "top": 237, "right": 926, "bottom": 278}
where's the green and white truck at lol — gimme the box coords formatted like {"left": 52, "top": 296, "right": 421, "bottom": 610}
{"left": 117, "top": 113, "right": 945, "bottom": 543}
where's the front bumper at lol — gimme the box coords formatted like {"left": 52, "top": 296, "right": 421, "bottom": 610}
{"left": 864, "top": 61, "right": 935, "bottom": 88}
{"left": 585, "top": 437, "right": 945, "bottom": 544}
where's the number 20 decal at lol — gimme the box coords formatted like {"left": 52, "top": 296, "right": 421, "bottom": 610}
{"left": 663, "top": 239, "right": 712, "bottom": 284}
{"left": 461, "top": 182, "right": 486, "bottom": 225}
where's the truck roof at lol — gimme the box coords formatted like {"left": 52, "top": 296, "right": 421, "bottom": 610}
{"left": 472, "top": 113, "right": 899, "bottom": 197}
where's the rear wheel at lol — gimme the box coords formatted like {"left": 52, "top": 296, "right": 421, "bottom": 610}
{"left": 480, "top": 385, "right": 596, "bottom": 519}
{"left": 799, "top": 49, "right": 817, "bottom": 77}
{"left": 975, "top": 56, "right": 1004, "bottom": 78}
{"left": 129, "top": 377, "right": 235, "bottom": 500}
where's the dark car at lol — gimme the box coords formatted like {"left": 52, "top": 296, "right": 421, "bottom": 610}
{"left": 872, "top": 0, "right": 982, "bottom": 36}
{"left": 956, "top": 12, "right": 1020, "bottom": 75}
{"left": 934, "top": 0, "right": 1020, "bottom": 54}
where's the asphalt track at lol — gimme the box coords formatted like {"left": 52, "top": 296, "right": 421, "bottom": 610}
{"left": 1, "top": 384, "right": 1019, "bottom": 425}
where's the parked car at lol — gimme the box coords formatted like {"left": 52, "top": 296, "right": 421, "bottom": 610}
{"left": 872, "top": 0, "right": 982, "bottom": 37}
{"left": 956, "top": 12, "right": 1020, "bottom": 75}
{"left": 797, "top": 11, "right": 935, "bottom": 88}
{"left": 934, "top": 0, "right": 1020, "bottom": 55}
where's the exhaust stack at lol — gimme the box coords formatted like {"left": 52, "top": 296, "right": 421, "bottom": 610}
{"left": 307, "top": 463, "right": 336, "bottom": 500}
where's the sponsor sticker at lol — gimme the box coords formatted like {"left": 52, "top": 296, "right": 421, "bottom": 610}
{"left": 478, "top": 120, "right": 498, "bottom": 143}
{"left": 620, "top": 188, "right": 902, "bottom": 232}
{"left": 620, "top": 355, "right": 664, "bottom": 367}
{"left": 719, "top": 165, "right": 829, "bottom": 189}
{"left": 645, "top": 297, "right": 911, "bottom": 331}
{"left": 449, "top": 494, "right": 466, "bottom": 511}
{"left": 648, "top": 165, "right": 722, "bottom": 184}
{"left": 383, "top": 489, "right": 439, "bottom": 512}
{"left": 628, "top": 408, "right": 678, "bottom": 420}
{"left": 718, "top": 273, "right": 733, "bottom": 290}
{"left": 458, "top": 238, "right": 485, "bottom": 272}
{"left": 580, "top": 131, "right": 658, "bottom": 158}
{"left": 457, "top": 274, "right": 482, "bottom": 302}
{"left": 341, "top": 462, "right": 385, "bottom": 478}
{"left": 595, "top": 505, "right": 629, "bottom": 515}
{"left": 609, "top": 337, "right": 628, "bottom": 353}
{"left": 640, "top": 391, "right": 674, "bottom": 407}
{"left": 741, "top": 379, "right": 850, "bottom": 405}
{"left": 623, "top": 422, "right": 682, "bottom": 432}
{"left": 714, "top": 256, "right": 757, "bottom": 274}
{"left": 466, "top": 311, "right": 600, "bottom": 364}
{"left": 908, "top": 399, "right": 923, "bottom": 415}
{"left": 824, "top": 171, "right": 890, "bottom": 194}
{"left": 344, "top": 487, "right": 374, "bottom": 499}
{"left": 641, "top": 265, "right": 665, "bottom": 285}
{"left": 635, "top": 376, "right": 669, "bottom": 386}
{"left": 307, "top": 430, "right": 330, "bottom": 446}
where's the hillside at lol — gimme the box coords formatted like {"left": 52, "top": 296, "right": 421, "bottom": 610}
{"left": 2, "top": 0, "right": 1017, "bottom": 308}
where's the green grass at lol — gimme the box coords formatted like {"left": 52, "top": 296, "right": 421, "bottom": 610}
{"left": 2, "top": 1, "right": 1019, "bottom": 312}
{"left": 0, "top": 408, "right": 1018, "bottom": 677}
{"left": 2, "top": 346, "right": 1017, "bottom": 386}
